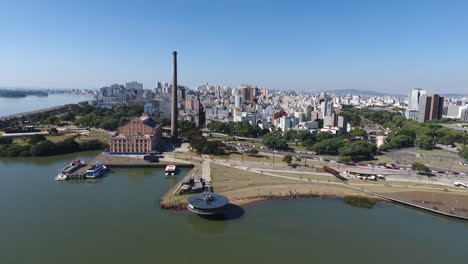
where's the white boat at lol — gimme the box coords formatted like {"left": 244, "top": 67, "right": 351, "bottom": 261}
{"left": 165, "top": 165, "right": 176, "bottom": 176}
{"left": 55, "top": 173, "right": 68, "bottom": 181}
{"left": 85, "top": 162, "right": 107, "bottom": 179}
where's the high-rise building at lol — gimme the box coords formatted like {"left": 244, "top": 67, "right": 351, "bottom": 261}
{"left": 321, "top": 99, "right": 333, "bottom": 117}
{"left": 408, "top": 88, "right": 426, "bottom": 110}
{"left": 418, "top": 94, "right": 444, "bottom": 122}
{"left": 234, "top": 95, "right": 243, "bottom": 107}
{"left": 460, "top": 108, "right": 468, "bottom": 122}
{"left": 144, "top": 103, "right": 153, "bottom": 115}
{"left": 405, "top": 109, "right": 418, "bottom": 120}
{"left": 323, "top": 112, "right": 337, "bottom": 127}
{"left": 261, "top": 88, "right": 269, "bottom": 98}
{"left": 337, "top": 115, "right": 348, "bottom": 128}
{"left": 241, "top": 85, "right": 256, "bottom": 102}
{"left": 445, "top": 105, "right": 462, "bottom": 118}
{"left": 126, "top": 81, "right": 144, "bottom": 98}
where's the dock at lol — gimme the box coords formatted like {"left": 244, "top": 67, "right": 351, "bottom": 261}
{"left": 62, "top": 153, "right": 194, "bottom": 179}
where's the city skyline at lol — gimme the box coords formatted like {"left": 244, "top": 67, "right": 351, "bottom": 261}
{"left": 1, "top": 0, "right": 468, "bottom": 93}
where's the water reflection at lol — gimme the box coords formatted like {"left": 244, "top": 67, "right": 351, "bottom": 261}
{"left": 56, "top": 178, "right": 104, "bottom": 184}
{"left": 200, "top": 204, "right": 245, "bottom": 221}
{"left": 187, "top": 213, "right": 228, "bottom": 234}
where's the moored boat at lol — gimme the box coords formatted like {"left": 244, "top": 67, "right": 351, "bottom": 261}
{"left": 55, "top": 159, "right": 85, "bottom": 181}
{"left": 165, "top": 165, "right": 176, "bottom": 176}
{"left": 55, "top": 173, "right": 68, "bottom": 181}
{"left": 85, "top": 162, "right": 107, "bottom": 179}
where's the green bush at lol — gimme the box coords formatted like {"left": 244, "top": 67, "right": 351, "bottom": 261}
{"left": 343, "top": 196, "right": 375, "bottom": 209}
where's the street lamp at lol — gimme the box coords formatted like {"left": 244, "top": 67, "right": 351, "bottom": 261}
{"left": 273, "top": 144, "right": 276, "bottom": 165}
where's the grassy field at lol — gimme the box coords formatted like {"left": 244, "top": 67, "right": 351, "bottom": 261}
{"left": 44, "top": 130, "right": 111, "bottom": 144}
{"left": 210, "top": 163, "right": 371, "bottom": 201}
{"left": 417, "top": 149, "right": 459, "bottom": 157}
{"left": 373, "top": 155, "right": 395, "bottom": 164}
{"left": 411, "top": 157, "right": 466, "bottom": 170}
{"left": 270, "top": 172, "right": 342, "bottom": 182}
{"left": 159, "top": 165, "right": 202, "bottom": 207}
{"left": 222, "top": 152, "right": 274, "bottom": 163}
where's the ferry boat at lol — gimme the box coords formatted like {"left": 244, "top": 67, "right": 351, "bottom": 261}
{"left": 165, "top": 165, "right": 176, "bottom": 176}
{"left": 55, "top": 159, "right": 85, "bottom": 181}
{"left": 85, "top": 162, "right": 107, "bottom": 179}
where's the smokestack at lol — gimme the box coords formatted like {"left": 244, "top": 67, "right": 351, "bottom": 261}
{"left": 171, "top": 51, "right": 178, "bottom": 139}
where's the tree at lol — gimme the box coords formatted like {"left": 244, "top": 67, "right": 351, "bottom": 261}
{"left": 44, "top": 115, "right": 59, "bottom": 125}
{"left": 412, "top": 162, "right": 430, "bottom": 173}
{"left": 262, "top": 133, "right": 289, "bottom": 150}
{"left": 415, "top": 135, "right": 435, "bottom": 150}
{"left": 387, "top": 135, "right": 413, "bottom": 149}
{"left": 312, "top": 138, "right": 345, "bottom": 155}
{"left": 316, "top": 132, "right": 333, "bottom": 141}
{"left": 80, "top": 140, "right": 107, "bottom": 151}
{"left": 203, "top": 141, "right": 226, "bottom": 155}
{"left": 460, "top": 146, "right": 468, "bottom": 160}
{"left": 283, "top": 155, "right": 292, "bottom": 165}
{"left": 189, "top": 136, "right": 206, "bottom": 154}
{"left": 28, "top": 134, "right": 46, "bottom": 144}
{"left": 283, "top": 130, "right": 298, "bottom": 141}
{"left": 302, "top": 139, "right": 315, "bottom": 150}
{"left": 338, "top": 140, "right": 377, "bottom": 161}
{"left": 29, "top": 140, "right": 57, "bottom": 156}
{"left": 156, "top": 117, "right": 170, "bottom": 127}
{"left": 178, "top": 120, "right": 200, "bottom": 139}
{"left": 339, "top": 156, "right": 352, "bottom": 163}
{"left": 224, "top": 145, "right": 237, "bottom": 152}
{"left": 349, "top": 128, "right": 368, "bottom": 139}
{"left": 244, "top": 149, "right": 259, "bottom": 155}
{"left": 295, "top": 156, "right": 302, "bottom": 162}
{"left": 99, "top": 119, "right": 119, "bottom": 131}
{"left": 0, "top": 136, "right": 13, "bottom": 145}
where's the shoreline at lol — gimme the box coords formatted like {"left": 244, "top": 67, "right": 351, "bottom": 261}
{"left": 160, "top": 193, "right": 389, "bottom": 211}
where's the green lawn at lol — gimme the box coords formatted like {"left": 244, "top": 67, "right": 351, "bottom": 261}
{"left": 288, "top": 142, "right": 308, "bottom": 152}
{"left": 411, "top": 157, "right": 466, "bottom": 170}
{"left": 417, "top": 149, "right": 459, "bottom": 157}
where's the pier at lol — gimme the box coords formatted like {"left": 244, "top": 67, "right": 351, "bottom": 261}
{"left": 61, "top": 153, "right": 194, "bottom": 179}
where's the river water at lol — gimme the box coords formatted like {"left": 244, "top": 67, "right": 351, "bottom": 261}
{"left": 0, "top": 93, "right": 93, "bottom": 117}
{"left": 1, "top": 151, "right": 467, "bottom": 264}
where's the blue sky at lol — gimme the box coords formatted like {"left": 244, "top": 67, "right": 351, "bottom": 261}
{"left": 1, "top": 0, "right": 467, "bottom": 94}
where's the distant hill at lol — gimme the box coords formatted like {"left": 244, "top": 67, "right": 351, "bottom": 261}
{"left": 326, "top": 89, "right": 403, "bottom": 97}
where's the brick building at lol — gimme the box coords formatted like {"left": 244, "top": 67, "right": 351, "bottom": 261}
{"left": 109, "top": 115, "right": 163, "bottom": 153}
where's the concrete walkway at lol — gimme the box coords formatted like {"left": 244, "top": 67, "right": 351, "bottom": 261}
{"left": 201, "top": 155, "right": 212, "bottom": 183}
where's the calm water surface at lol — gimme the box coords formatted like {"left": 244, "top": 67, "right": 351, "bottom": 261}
{"left": 0, "top": 94, "right": 93, "bottom": 116}
{"left": 1, "top": 152, "right": 467, "bottom": 264}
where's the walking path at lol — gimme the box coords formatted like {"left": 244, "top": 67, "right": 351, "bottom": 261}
{"left": 201, "top": 155, "right": 212, "bottom": 183}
